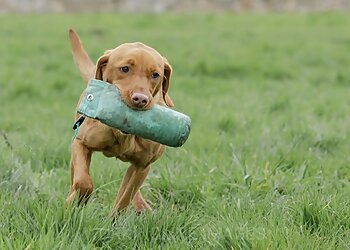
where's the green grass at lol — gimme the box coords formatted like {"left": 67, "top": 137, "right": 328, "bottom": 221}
{"left": 1, "top": 12, "right": 350, "bottom": 249}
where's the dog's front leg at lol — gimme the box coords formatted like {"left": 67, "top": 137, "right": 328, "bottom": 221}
{"left": 66, "top": 140, "right": 93, "bottom": 207}
{"left": 112, "top": 165, "right": 150, "bottom": 215}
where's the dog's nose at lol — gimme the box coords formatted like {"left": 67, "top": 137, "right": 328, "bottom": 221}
{"left": 131, "top": 93, "right": 149, "bottom": 108}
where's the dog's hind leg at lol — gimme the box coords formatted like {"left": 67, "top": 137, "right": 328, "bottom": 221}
{"left": 133, "top": 190, "right": 152, "bottom": 213}
{"left": 113, "top": 165, "right": 152, "bottom": 213}
{"left": 66, "top": 140, "right": 93, "bottom": 207}
{"left": 112, "top": 165, "right": 150, "bottom": 215}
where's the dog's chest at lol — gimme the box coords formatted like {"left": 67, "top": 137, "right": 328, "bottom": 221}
{"left": 103, "top": 129, "right": 164, "bottom": 165}
{"left": 77, "top": 119, "right": 163, "bottom": 165}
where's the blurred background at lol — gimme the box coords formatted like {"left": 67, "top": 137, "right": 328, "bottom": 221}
{"left": 1, "top": 0, "right": 350, "bottom": 13}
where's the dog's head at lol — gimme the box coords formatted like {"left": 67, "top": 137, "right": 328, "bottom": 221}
{"left": 94, "top": 43, "right": 173, "bottom": 110}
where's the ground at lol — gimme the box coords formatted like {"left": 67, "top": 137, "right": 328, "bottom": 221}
{"left": 1, "top": 13, "right": 350, "bottom": 249}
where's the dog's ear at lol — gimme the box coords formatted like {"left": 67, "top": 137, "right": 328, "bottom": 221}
{"left": 162, "top": 58, "right": 174, "bottom": 107}
{"left": 95, "top": 50, "right": 112, "bottom": 81}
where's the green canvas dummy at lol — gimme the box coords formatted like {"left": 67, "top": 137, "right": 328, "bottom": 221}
{"left": 77, "top": 79, "right": 191, "bottom": 147}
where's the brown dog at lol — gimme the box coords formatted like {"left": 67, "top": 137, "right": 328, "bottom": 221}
{"left": 65, "top": 29, "right": 174, "bottom": 215}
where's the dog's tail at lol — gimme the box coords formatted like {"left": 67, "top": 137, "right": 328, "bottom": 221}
{"left": 69, "top": 29, "right": 95, "bottom": 83}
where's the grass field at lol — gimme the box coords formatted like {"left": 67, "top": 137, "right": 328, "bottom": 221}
{"left": 1, "top": 12, "right": 350, "bottom": 249}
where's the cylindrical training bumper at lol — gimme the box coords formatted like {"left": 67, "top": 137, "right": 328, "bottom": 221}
{"left": 77, "top": 79, "right": 191, "bottom": 147}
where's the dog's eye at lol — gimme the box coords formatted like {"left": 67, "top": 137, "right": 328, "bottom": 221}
{"left": 120, "top": 66, "right": 129, "bottom": 73}
{"left": 151, "top": 72, "right": 160, "bottom": 79}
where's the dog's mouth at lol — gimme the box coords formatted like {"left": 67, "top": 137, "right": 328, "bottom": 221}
{"left": 130, "top": 105, "right": 152, "bottom": 111}
{"left": 113, "top": 84, "right": 153, "bottom": 111}
{"left": 121, "top": 95, "right": 153, "bottom": 111}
